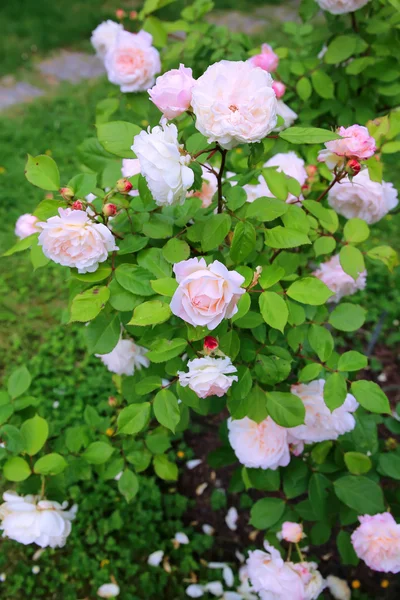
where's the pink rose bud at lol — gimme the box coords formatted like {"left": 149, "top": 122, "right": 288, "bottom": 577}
{"left": 103, "top": 203, "right": 117, "bottom": 217}
{"left": 108, "top": 396, "right": 117, "bottom": 407}
{"left": 248, "top": 43, "right": 279, "bottom": 72}
{"left": 115, "top": 9, "right": 125, "bottom": 19}
{"left": 204, "top": 336, "right": 219, "bottom": 353}
{"left": 346, "top": 158, "right": 361, "bottom": 176}
{"left": 279, "top": 522, "right": 304, "bottom": 544}
{"left": 71, "top": 200, "right": 83, "bottom": 211}
{"left": 60, "top": 187, "right": 74, "bottom": 201}
{"left": 129, "top": 10, "right": 137, "bottom": 19}
{"left": 301, "top": 184, "right": 309, "bottom": 191}
{"left": 272, "top": 81, "right": 286, "bottom": 99}
{"left": 306, "top": 164, "right": 318, "bottom": 177}
{"left": 116, "top": 178, "right": 133, "bottom": 193}
{"left": 148, "top": 64, "right": 196, "bottom": 120}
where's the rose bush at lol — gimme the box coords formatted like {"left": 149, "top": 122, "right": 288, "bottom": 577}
{"left": 1, "top": 0, "right": 400, "bottom": 598}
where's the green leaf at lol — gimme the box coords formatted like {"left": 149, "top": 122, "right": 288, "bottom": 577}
{"left": 0, "top": 404, "right": 14, "bottom": 426}
{"left": 25, "top": 154, "right": 60, "bottom": 190}
{"left": 343, "top": 219, "right": 370, "bottom": 243}
{"left": 83, "top": 442, "right": 114, "bottom": 465}
{"left": 150, "top": 278, "right": 178, "bottom": 297}
{"left": 246, "top": 197, "right": 288, "bottom": 221}
{"left": 147, "top": 338, "right": 187, "bottom": 363}
{"left": 128, "top": 300, "right": 171, "bottom": 326}
{"left": 108, "top": 280, "right": 142, "bottom": 311}
{"left": 299, "top": 363, "right": 323, "bottom": 383}
{"left": 266, "top": 391, "right": 305, "bottom": 427}
{"left": 135, "top": 376, "right": 163, "bottom": 395}
{"left": 367, "top": 245, "right": 399, "bottom": 272}
{"left": 117, "top": 236, "right": 149, "bottom": 255}
{"left": 378, "top": 453, "right": 400, "bottom": 480}
{"left": 323, "top": 372, "right": 348, "bottom": 411}
{"left": 0, "top": 425, "right": 25, "bottom": 454}
{"left": 313, "top": 236, "right": 336, "bottom": 257}
{"left": 309, "top": 473, "right": 330, "bottom": 519}
{"left": 231, "top": 292, "right": 251, "bottom": 323}
{"left": 265, "top": 226, "right": 310, "bottom": 249}
{"left": 311, "top": 70, "right": 335, "bottom": 99}
{"left": 162, "top": 239, "right": 190, "bottom": 263}
{"left": 287, "top": 277, "right": 333, "bottom": 305}
{"left": 2, "top": 233, "right": 38, "bottom": 257}
{"left": 308, "top": 324, "right": 334, "bottom": 362}
{"left": 230, "top": 221, "right": 256, "bottom": 263}
{"left": 115, "top": 264, "right": 154, "bottom": 296}
{"left": 69, "top": 286, "right": 110, "bottom": 323}
{"left": 338, "top": 351, "right": 368, "bottom": 372}
{"left": 325, "top": 35, "right": 357, "bottom": 64}
{"left": 137, "top": 248, "right": 171, "bottom": 278}
{"left": 262, "top": 168, "right": 288, "bottom": 201}
{"left": 226, "top": 185, "right": 247, "bottom": 210}
{"left": 344, "top": 452, "right": 372, "bottom": 475}
{"left": 71, "top": 266, "right": 112, "bottom": 283}
{"left": 259, "top": 264, "right": 285, "bottom": 289}
{"left": 259, "top": 291, "right": 288, "bottom": 333}
{"left": 339, "top": 245, "right": 365, "bottom": 281}
{"left": 153, "top": 455, "right": 178, "bottom": 481}
{"left": 7, "top": 366, "right": 31, "bottom": 399}
{"left": 117, "top": 403, "right": 151, "bottom": 434}
{"left": 202, "top": 214, "right": 231, "bottom": 252}
{"left": 67, "top": 173, "right": 97, "bottom": 198}
{"left": 85, "top": 313, "right": 120, "bottom": 354}
{"left": 329, "top": 303, "right": 366, "bottom": 332}
{"left": 245, "top": 385, "right": 268, "bottom": 423}
{"left": 311, "top": 441, "right": 333, "bottom": 464}
{"left": 250, "top": 498, "right": 285, "bottom": 529}
{"left": 337, "top": 530, "right": 359, "bottom": 566}
{"left": 296, "top": 77, "right": 312, "bottom": 101}
{"left": 153, "top": 389, "right": 180, "bottom": 433}
{"left": 95, "top": 97, "right": 119, "bottom": 125}
{"left": 334, "top": 475, "right": 385, "bottom": 514}
{"left": 20, "top": 415, "right": 49, "bottom": 456}
{"left": 97, "top": 121, "right": 140, "bottom": 157}
{"left": 118, "top": 469, "right": 139, "bottom": 502}
{"left": 345, "top": 56, "right": 376, "bottom": 75}
{"left": 351, "top": 380, "right": 390, "bottom": 414}
{"left": 4, "top": 457, "right": 31, "bottom": 482}
{"left": 34, "top": 453, "right": 68, "bottom": 475}
{"left": 228, "top": 368, "right": 253, "bottom": 419}
{"left": 142, "top": 214, "right": 173, "bottom": 239}
{"left": 279, "top": 127, "right": 341, "bottom": 144}
{"left": 30, "top": 238, "right": 49, "bottom": 270}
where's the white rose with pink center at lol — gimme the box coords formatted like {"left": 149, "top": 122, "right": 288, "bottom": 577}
{"left": 318, "top": 124, "right": 376, "bottom": 170}
{"left": 178, "top": 356, "right": 238, "bottom": 398}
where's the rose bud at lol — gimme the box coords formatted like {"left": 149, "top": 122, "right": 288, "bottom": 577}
{"left": 115, "top": 9, "right": 125, "bottom": 19}
{"left": 272, "top": 81, "right": 286, "bottom": 99}
{"left": 116, "top": 178, "right": 133, "bottom": 193}
{"left": 71, "top": 200, "right": 83, "bottom": 211}
{"left": 108, "top": 396, "right": 117, "bottom": 407}
{"left": 306, "top": 164, "right": 318, "bottom": 177}
{"left": 346, "top": 158, "right": 361, "bottom": 176}
{"left": 60, "top": 187, "right": 74, "bottom": 201}
{"left": 129, "top": 10, "right": 138, "bottom": 19}
{"left": 204, "top": 336, "right": 219, "bottom": 353}
{"left": 103, "top": 203, "right": 117, "bottom": 217}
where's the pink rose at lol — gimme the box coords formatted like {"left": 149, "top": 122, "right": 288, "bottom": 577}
{"left": 148, "top": 64, "right": 195, "bottom": 119}
{"left": 170, "top": 258, "right": 245, "bottom": 330}
{"left": 249, "top": 44, "right": 279, "bottom": 72}
{"left": 291, "top": 562, "right": 326, "bottom": 600}
{"left": 318, "top": 125, "right": 376, "bottom": 170}
{"left": 247, "top": 543, "right": 305, "bottom": 600}
{"left": 313, "top": 254, "right": 366, "bottom": 303}
{"left": 351, "top": 513, "right": 400, "bottom": 573}
{"left": 278, "top": 522, "right": 304, "bottom": 544}
{"left": 14, "top": 214, "right": 40, "bottom": 239}
{"left": 272, "top": 81, "right": 286, "bottom": 98}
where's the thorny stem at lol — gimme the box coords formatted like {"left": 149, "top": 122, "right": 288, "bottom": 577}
{"left": 217, "top": 147, "right": 228, "bottom": 214}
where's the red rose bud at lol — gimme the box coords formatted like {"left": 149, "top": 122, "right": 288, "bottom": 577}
{"left": 108, "top": 396, "right": 117, "bottom": 407}
{"left": 346, "top": 159, "right": 361, "bottom": 176}
{"left": 115, "top": 9, "right": 126, "bottom": 19}
{"left": 103, "top": 203, "right": 117, "bottom": 217}
{"left": 116, "top": 178, "right": 133, "bottom": 193}
{"left": 71, "top": 200, "right": 83, "bottom": 211}
{"left": 129, "top": 10, "right": 138, "bottom": 19}
{"left": 60, "top": 187, "right": 74, "bottom": 201}
{"left": 306, "top": 165, "right": 317, "bottom": 177}
{"left": 204, "top": 336, "right": 219, "bottom": 352}
{"left": 301, "top": 184, "right": 309, "bottom": 191}
{"left": 272, "top": 81, "right": 286, "bottom": 99}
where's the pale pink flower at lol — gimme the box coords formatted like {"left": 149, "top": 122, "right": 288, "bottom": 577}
{"left": 315, "top": 0, "right": 370, "bottom": 15}
{"left": 96, "top": 339, "right": 149, "bottom": 376}
{"left": 90, "top": 20, "right": 123, "bottom": 58}
{"left": 149, "top": 64, "right": 195, "bottom": 119}
{"left": 104, "top": 30, "right": 160, "bottom": 93}
{"left": 38, "top": 208, "right": 117, "bottom": 273}
{"left": 351, "top": 513, "right": 400, "bottom": 573}
{"left": 291, "top": 562, "right": 326, "bottom": 600}
{"left": 277, "top": 522, "right": 304, "bottom": 544}
{"left": 248, "top": 44, "right": 279, "bottom": 72}
{"left": 313, "top": 254, "right": 366, "bottom": 303}
{"left": 318, "top": 125, "right": 376, "bottom": 169}
{"left": 191, "top": 60, "right": 277, "bottom": 149}
{"left": 228, "top": 416, "right": 291, "bottom": 470}
{"left": 15, "top": 214, "right": 40, "bottom": 239}
{"left": 170, "top": 258, "right": 245, "bottom": 330}
{"left": 272, "top": 81, "right": 286, "bottom": 99}
{"left": 178, "top": 356, "right": 238, "bottom": 399}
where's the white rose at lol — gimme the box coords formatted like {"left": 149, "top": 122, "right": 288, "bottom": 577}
{"left": 243, "top": 175, "right": 271, "bottom": 204}
{"left": 178, "top": 356, "right": 238, "bottom": 399}
{"left": 96, "top": 338, "right": 149, "bottom": 376}
{"left": 15, "top": 213, "right": 40, "bottom": 239}
{"left": 90, "top": 20, "right": 123, "bottom": 58}
{"left": 38, "top": 208, "right": 118, "bottom": 273}
{"left": 313, "top": 254, "right": 366, "bottom": 302}
{"left": 191, "top": 60, "right": 277, "bottom": 149}
{"left": 289, "top": 379, "right": 359, "bottom": 444}
{"left": 97, "top": 583, "right": 120, "bottom": 598}
{"left": 228, "top": 416, "right": 291, "bottom": 470}
{"left": 0, "top": 491, "right": 77, "bottom": 548}
{"left": 316, "top": 0, "right": 370, "bottom": 15}
{"left": 104, "top": 30, "right": 160, "bottom": 93}
{"left": 274, "top": 100, "right": 298, "bottom": 131}
{"left": 132, "top": 120, "right": 194, "bottom": 206}
{"left": 328, "top": 169, "right": 398, "bottom": 224}
{"left": 326, "top": 575, "right": 351, "bottom": 600}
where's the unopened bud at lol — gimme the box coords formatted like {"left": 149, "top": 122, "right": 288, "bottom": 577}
{"left": 108, "top": 396, "right": 117, "bottom": 407}
{"left": 116, "top": 178, "right": 133, "bottom": 193}
{"left": 129, "top": 10, "right": 138, "bottom": 19}
{"left": 385, "top": 437, "right": 398, "bottom": 451}
{"left": 60, "top": 187, "right": 74, "bottom": 201}
{"left": 346, "top": 159, "right": 361, "bottom": 176}
{"left": 306, "top": 164, "right": 317, "bottom": 177}
{"left": 71, "top": 200, "right": 83, "bottom": 211}
{"left": 103, "top": 203, "right": 117, "bottom": 217}
{"left": 115, "top": 9, "right": 126, "bottom": 19}
{"left": 272, "top": 81, "right": 286, "bottom": 99}
{"left": 204, "top": 336, "right": 219, "bottom": 353}
{"left": 301, "top": 184, "right": 310, "bottom": 191}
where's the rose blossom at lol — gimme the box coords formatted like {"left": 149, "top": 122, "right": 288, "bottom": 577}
{"left": 228, "top": 416, "right": 291, "bottom": 470}
{"left": 104, "top": 30, "right": 160, "bottom": 92}
{"left": 14, "top": 213, "right": 40, "bottom": 239}
{"left": 265, "top": 151, "right": 307, "bottom": 203}
{"left": 275, "top": 100, "right": 298, "bottom": 131}
{"left": 289, "top": 379, "right": 358, "bottom": 445}
{"left": 0, "top": 491, "right": 77, "bottom": 548}
{"left": 248, "top": 44, "right": 279, "bottom": 72}
{"left": 170, "top": 258, "right": 245, "bottom": 329}
{"left": 188, "top": 165, "right": 218, "bottom": 208}
{"left": 326, "top": 576, "right": 351, "bottom": 600}
{"left": 292, "top": 562, "right": 326, "bottom": 600}
{"left": 132, "top": 120, "right": 194, "bottom": 206}
{"left": 148, "top": 64, "right": 195, "bottom": 119}
{"left": 246, "top": 543, "right": 305, "bottom": 600}
{"left": 191, "top": 60, "right": 277, "bottom": 149}
{"left": 90, "top": 20, "right": 123, "bottom": 58}
{"left": 38, "top": 208, "right": 118, "bottom": 273}
{"left": 96, "top": 338, "right": 149, "bottom": 376}
{"left": 272, "top": 81, "right": 286, "bottom": 99}
{"left": 313, "top": 254, "right": 366, "bottom": 303}
{"left": 315, "top": 0, "right": 370, "bottom": 15}
{"left": 351, "top": 513, "right": 400, "bottom": 573}
{"left": 97, "top": 583, "right": 120, "bottom": 598}
{"left": 328, "top": 169, "right": 398, "bottom": 224}
{"left": 277, "top": 522, "right": 304, "bottom": 544}
{"left": 318, "top": 125, "right": 376, "bottom": 170}
{"left": 178, "top": 356, "right": 238, "bottom": 398}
